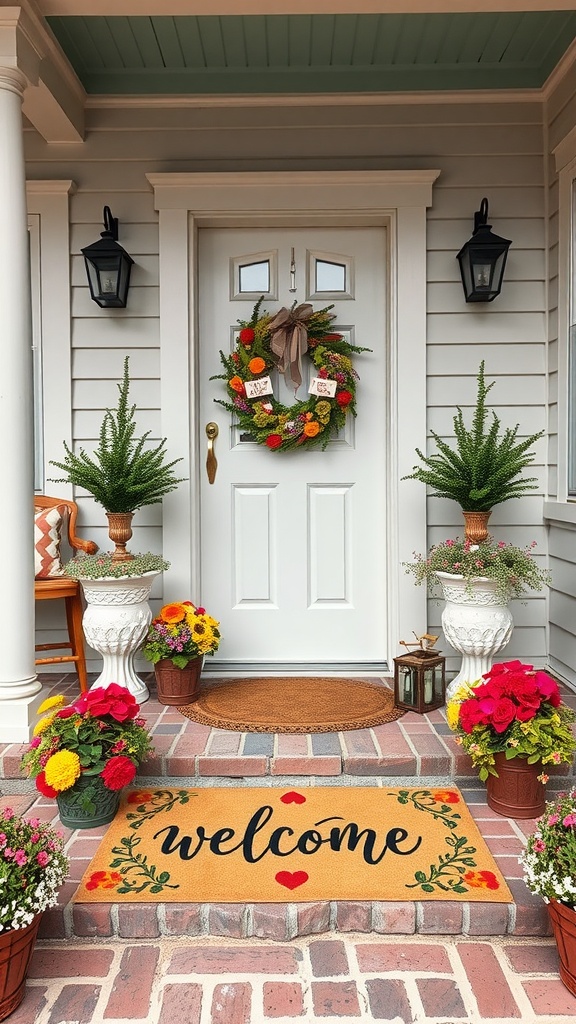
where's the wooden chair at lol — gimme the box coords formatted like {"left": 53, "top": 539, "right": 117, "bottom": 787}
{"left": 34, "top": 496, "right": 98, "bottom": 693}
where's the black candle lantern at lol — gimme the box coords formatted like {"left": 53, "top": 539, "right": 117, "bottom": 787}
{"left": 393, "top": 650, "right": 446, "bottom": 714}
{"left": 457, "top": 198, "right": 511, "bottom": 303}
{"left": 81, "top": 206, "right": 134, "bottom": 308}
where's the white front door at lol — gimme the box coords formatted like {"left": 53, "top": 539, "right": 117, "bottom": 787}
{"left": 198, "top": 226, "right": 387, "bottom": 673}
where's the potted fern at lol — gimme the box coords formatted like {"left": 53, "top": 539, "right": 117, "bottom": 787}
{"left": 403, "top": 361, "right": 543, "bottom": 542}
{"left": 404, "top": 363, "right": 547, "bottom": 696}
{"left": 50, "top": 358, "right": 185, "bottom": 701}
{"left": 51, "top": 356, "right": 184, "bottom": 562}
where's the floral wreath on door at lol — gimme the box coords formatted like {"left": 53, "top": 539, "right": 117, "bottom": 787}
{"left": 212, "top": 298, "right": 369, "bottom": 451}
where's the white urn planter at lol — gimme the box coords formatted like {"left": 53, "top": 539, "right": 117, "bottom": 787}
{"left": 80, "top": 572, "right": 161, "bottom": 703}
{"left": 437, "top": 572, "right": 514, "bottom": 701}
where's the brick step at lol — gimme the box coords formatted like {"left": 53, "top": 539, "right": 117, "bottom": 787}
{"left": 15, "top": 785, "right": 547, "bottom": 943}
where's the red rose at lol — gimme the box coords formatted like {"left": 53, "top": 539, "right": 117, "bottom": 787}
{"left": 35, "top": 771, "right": 58, "bottom": 798}
{"left": 74, "top": 683, "right": 139, "bottom": 723}
{"left": 458, "top": 699, "right": 489, "bottom": 734}
{"left": 265, "top": 434, "right": 283, "bottom": 450}
{"left": 238, "top": 328, "right": 255, "bottom": 346}
{"left": 336, "top": 390, "right": 352, "bottom": 407}
{"left": 100, "top": 755, "right": 137, "bottom": 791}
{"left": 489, "top": 697, "right": 517, "bottom": 733}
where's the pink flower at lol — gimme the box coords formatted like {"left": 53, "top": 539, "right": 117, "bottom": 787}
{"left": 445, "top": 539, "right": 455, "bottom": 547}
{"left": 497, "top": 540, "right": 506, "bottom": 548}
{"left": 2, "top": 809, "right": 14, "bottom": 821}
{"left": 14, "top": 850, "right": 27, "bottom": 866}
{"left": 562, "top": 814, "right": 576, "bottom": 827}
{"left": 533, "top": 839, "right": 546, "bottom": 852}
{"left": 36, "top": 851, "right": 49, "bottom": 867}
{"left": 30, "top": 833, "right": 40, "bottom": 844}
{"left": 548, "top": 814, "right": 560, "bottom": 825}
{"left": 552, "top": 752, "right": 562, "bottom": 764}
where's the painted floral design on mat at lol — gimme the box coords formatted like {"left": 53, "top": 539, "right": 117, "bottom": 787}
{"left": 85, "top": 870, "right": 123, "bottom": 891}
{"left": 406, "top": 833, "right": 480, "bottom": 894}
{"left": 391, "top": 788, "right": 462, "bottom": 829}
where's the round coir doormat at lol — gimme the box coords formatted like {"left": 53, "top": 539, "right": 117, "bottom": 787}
{"left": 178, "top": 677, "right": 404, "bottom": 733}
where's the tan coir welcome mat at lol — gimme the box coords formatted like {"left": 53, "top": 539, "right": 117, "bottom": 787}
{"left": 74, "top": 787, "right": 512, "bottom": 904}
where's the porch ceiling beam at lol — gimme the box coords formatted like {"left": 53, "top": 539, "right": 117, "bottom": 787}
{"left": 36, "top": 1, "right": 576, "bottom": 15}
{"left": 0, "top": 4, "right": 84, "bottom": 142}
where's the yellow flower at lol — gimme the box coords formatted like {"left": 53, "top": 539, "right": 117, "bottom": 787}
{"left": 44, "top": 750, "right": 82, "bottom": 792}
{"left": 37, "top": 694, "right": 66, "bottom": 715}
{"left": 445, "top": 702, "right": 460, "bottom": 730}
{"left": 33, "top": 713, "right": 56, "bottom": 737}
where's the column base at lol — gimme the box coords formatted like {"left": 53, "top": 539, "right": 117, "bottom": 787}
{"left": 0, "top": 686, "right": 52, "bottom": 744}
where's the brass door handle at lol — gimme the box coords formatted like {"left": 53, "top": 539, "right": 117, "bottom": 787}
{"left": 206, "top": 422, "right": 219, "bottom": 484}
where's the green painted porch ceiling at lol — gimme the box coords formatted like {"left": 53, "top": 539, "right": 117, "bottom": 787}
{"left": 47, "top": 11, "right": 576, "bottom": 95}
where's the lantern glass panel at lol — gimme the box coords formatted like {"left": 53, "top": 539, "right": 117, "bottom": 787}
{"left": 401, "top": 667, "right": 415, "bottom": 705}
{"left": 423, "top": 668, "right": 435, "bottom": 705}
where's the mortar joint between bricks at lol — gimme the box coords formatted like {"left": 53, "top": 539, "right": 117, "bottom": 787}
{"left": 415, "top": 901, "right": 424, "bottom": 931}
{"left": 461, "top": 902, "right": 471, "bottom": 935}
{"left": 63, "top": 898, "right": 74, "bottom": 939}
{"left": 200, "top": 903, "right": 210, "bottom": 933}
{"left": 110, "top": 904, "right": 119, "bottom": 936}
{"left": 507, "top": 900, "right": 517, "bottom": 935}
{"left": 286, "top": 903, "right": 298, "bottom": 940}
{"left": 245, "top": 905, "right": 255, "bottom": 937}
{"left": 328, "top": 901, "right": 338, "bottom": 932}
{"left": 157, "top": 903, "right": 167, "bottom": 936}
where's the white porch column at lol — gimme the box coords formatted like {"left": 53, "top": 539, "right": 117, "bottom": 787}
{"left": 0, "top": 66, "right": 44, "bottom": 740}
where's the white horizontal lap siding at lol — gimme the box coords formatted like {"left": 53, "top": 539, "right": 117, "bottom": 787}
{"left": 24, "top": 97, "right": 548, "bottom": 670}
{"left": 545, "top": 73, "right": 576, "bottom": 687}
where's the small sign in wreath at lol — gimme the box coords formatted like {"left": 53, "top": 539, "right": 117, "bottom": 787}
{"left": 213, "top": 298, "right": 369, "bottom": 451}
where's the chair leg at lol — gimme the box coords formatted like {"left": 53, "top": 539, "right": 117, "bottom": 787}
{"left": 65, "top": 594, "right": 89, "bottom": 693}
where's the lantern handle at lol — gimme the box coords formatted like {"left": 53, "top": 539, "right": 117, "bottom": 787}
{"left": 102, "top": 206, "right": 119, "bottom": 241}
{"left": 473, "top": 198, "right": 490, "bottom": 233}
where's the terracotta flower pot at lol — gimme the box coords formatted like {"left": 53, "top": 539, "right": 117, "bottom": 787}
{"left": 154, "top": 656, "right": 203, "bottom": 706}
{"left": 486, "top": 751, "right": 546, "bottom": 819}
{"left": 547, "top": 899, "right": 576, "bottom": 997}
{"left": 0, "top": 914, "right": 42, "bottom": 1021}
{"left": 463, "top": 510, "right": 491, "bottom": 543}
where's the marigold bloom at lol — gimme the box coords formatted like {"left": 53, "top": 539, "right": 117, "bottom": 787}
{"left": 37, "top": 694, "right": 66, "bottom": 715}
{"left": 44, "top": 750, "right": 82, "bottom": 792}
{"left": 160, "top": 603, "right": 187, "bottom": 624}
{"left": 33, "top": 713, "right": 56, "bottom": 737}
{"left": 248, "top": 357, "right": 266, "bottom": 374}
{"left": 229, "top": 375, "right": 245, "bottom": 394}
{"left": 303, "top": 421, "right": 321, "bottom": 437}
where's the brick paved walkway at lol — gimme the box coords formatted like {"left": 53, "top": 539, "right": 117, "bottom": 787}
{"left": 16, "top": 934, "right": 576, "bottom": 1022}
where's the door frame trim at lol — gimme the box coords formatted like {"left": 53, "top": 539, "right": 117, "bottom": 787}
{"left": 147, "top": 170, "right": 440, "bottom": 664}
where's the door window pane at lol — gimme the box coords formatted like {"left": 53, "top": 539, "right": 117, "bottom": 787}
{"left": 316, "top": 259, "right": 346, "bottom": 292}
{"left": 239, "top": 260, "right": 270, "bottom": 294}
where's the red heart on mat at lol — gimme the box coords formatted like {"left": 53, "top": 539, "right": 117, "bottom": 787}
{"left": 280, "top": 791, "right": 306, "bottom": 804}
{"left": 275, "top": 871, "right": 309, "bottom": 890}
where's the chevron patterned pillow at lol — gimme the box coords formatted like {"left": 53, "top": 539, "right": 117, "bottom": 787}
{"left": 34, "top": 505, "right": 67, "bottom": 579}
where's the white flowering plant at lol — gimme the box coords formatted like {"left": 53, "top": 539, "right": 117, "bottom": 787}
{"left": 521, "top": 789, "right": 576, "bottom": 907}
{"left": 0, "top": 807, "right": 68, "bottom": 931}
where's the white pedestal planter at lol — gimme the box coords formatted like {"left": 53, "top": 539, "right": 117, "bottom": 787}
{"left": 437, "top": 572, "right": 513, "bottom": 700}
{"left": 80, "top": 572, "right": 160, "bottom": 703}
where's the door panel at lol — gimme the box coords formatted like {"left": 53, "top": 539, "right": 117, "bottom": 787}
{"left": 198, "top": 227, "right": 387, "bottom": 671}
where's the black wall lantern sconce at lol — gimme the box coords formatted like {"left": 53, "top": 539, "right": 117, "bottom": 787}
{"left": 81, "top": 206, "right": 134, "bottom": 308}
{"left": 457, "top": 198, "right": 511, "bottom": 303}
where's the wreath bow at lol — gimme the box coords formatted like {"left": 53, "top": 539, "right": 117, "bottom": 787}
{"left": 268, "top": 303, "right": 314, "bottom": 389}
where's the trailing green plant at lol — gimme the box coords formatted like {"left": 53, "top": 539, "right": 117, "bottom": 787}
{"left": 404, "top": 535, "right": 551, "bottom": 603}
{"left": 403, "top": 361, "right": 544, "bottom": 512}
{"left": 50, "top": 357, "right": 185, "bottom": 513}
{"left": 63, "top": 552, "right": 169, "bottom": 580}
